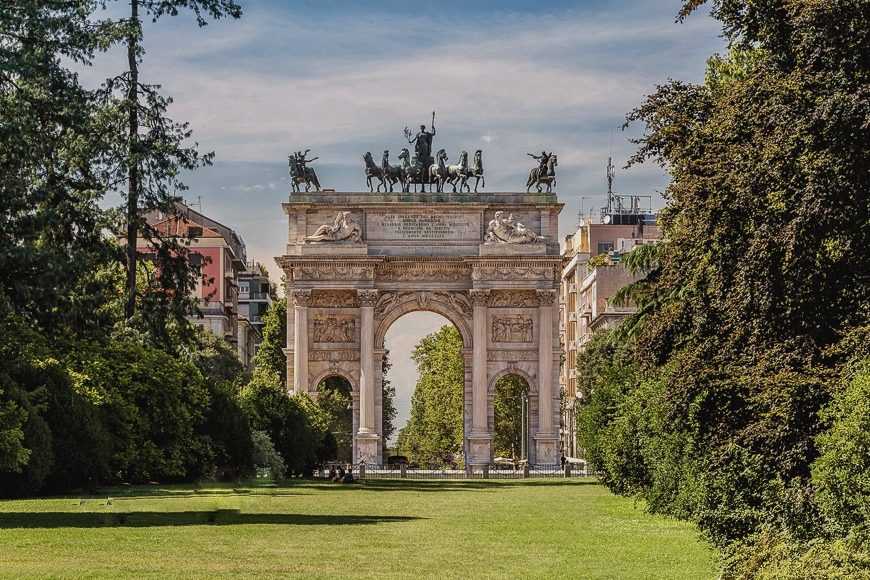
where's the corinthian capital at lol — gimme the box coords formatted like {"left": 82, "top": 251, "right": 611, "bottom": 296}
{"left": 357, "top": 289, "right": 379, "bottom": 307}
{"left": 468, "top": 289, "right": 491, "bottom": 307}
{"left": 536, "top": 289, "right": 557, "bottom": 306}
{"left": 291, "top": 289, "right": 313, "bottom": 307}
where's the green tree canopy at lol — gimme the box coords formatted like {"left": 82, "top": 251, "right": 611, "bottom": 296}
{"left": 397, "top": 326, "right": 464, "bottom": 466}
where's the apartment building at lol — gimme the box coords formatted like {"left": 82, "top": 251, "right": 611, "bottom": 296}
{"left": 141, "top": 202, "right": 248, "bottom": 357}
{"left": 559, "top": 194, "right": 662, "bottom": 458}
{"left": 238, "top": 261, "right": 274, "bottom": 366}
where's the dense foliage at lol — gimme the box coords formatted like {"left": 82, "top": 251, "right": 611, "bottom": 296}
{"left": 0, "top": 1, "right": 334, "bottom": 495}
{"left": 492, "top": 375, "right": 529, "bottom": 460}
{"left": 577, "top": 1, "right": 869, "bottom": 576}
{"left": 397, "top": 326, "right": 464, "bottom": 466}
{"left": 254, "top": 297, "right": 287, "bottom": 382}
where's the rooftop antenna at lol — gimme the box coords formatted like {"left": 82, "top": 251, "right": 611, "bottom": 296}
{"left": 606, "top": 156, "right": 616, "bottom": 214}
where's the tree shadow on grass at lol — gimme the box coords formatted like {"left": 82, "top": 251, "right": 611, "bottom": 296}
{"left": 0, "top": 510, "right": 422, "bottom": 529}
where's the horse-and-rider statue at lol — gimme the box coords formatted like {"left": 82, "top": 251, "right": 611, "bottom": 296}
{"left": 362, "top": 112, "right": 486, "bottom": 193}
{"left": 526, "top": 150, "right": 557, "bottom": 193}
{"left": 289, "top": 149, "right": 321, "bottom": 192}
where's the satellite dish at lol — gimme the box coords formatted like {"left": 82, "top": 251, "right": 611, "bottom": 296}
{"left": 603, "top": 215, "right": 612, "bottom": 224}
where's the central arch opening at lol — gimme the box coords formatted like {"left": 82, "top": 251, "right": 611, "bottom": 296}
{"left": 383, "top": 311, "right": 466, "bottom": 468}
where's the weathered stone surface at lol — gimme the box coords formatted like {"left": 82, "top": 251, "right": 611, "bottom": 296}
{"left": 277, "top": 191, "right": 563, "bottom": 466}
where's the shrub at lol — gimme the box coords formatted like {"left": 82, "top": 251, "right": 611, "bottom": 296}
{"left": 251, "top": 430, "right": 285, "bottom": 480}
{"left": 812, "top": 359, "right": 870, "bottom": 536}
{"left": 239, "top": 371, "right": 320, "bottom": 476}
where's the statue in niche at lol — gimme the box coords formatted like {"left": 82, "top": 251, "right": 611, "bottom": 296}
{"left": 492, "top": 315, "right": 533, "bottom": 342}
{"left": 305, "top": 211, "right": 362, "bottom": 243}
{"left": 484, "top": 211, "right": 544, "bottom": 244}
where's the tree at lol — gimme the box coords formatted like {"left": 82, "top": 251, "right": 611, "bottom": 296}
{"left": 381, "top": 349, "right": 397, "bottom": 456}
{"left": 316, "top": 376, "right": 353, "bottom": 462}
{"left": 239, "top": 371, "right": 320, "bottom": 477}
{"left": 254, "top": 298, "right": 287, "bottom": 382}
{"left": 92, "top": 0, "right": 242, "bottom": 320}
{"left": 0, "top": 2, "right": 120, "bottom": 336}
{"left": 397, "top": 326, "right": 464, "bottom": 466}
{"left": 492, "top": 375, "right": 528, "bottom": 460}
{"left": 576, "top": 0, "right": 870, "bottom": 571}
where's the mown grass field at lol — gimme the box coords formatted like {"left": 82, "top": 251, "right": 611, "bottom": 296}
{"left": 0, "top": 479, "right": 716, "bottom": 579}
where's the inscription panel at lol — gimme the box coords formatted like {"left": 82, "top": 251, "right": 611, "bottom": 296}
{"left": 367, "top": 211, "right": 481, "bottom": 242}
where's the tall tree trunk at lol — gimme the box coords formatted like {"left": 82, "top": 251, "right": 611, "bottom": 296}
{"left": 124, "top": 0, "right": 140, "bottom": 319}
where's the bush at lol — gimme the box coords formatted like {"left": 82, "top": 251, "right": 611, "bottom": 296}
{"left": 251, "top": 430, "right": 285, "bottom": 480}
{"left": 812, "top": 359, "right": 870, "bottom": 536}
{"left": 722, "top": 528, "right": 870, "bottom": 580}
{"left": 199, "top": 380, "right": 255, "bottom": 480}
{"left": 239, "top": 371, "right": 320, "bottom": 477}
{"left": 69, "top": 333, "right": 214, "bottom": 483}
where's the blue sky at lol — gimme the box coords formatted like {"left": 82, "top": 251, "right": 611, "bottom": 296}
{"left": 85, "top": 0, "right": 726, "bottom": 433}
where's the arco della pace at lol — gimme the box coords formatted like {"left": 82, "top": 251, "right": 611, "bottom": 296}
{"left": 277, "top": 189, "right": 563, "bottom": 467}
{"left": 279, "top": 116, "right": 562, "bottom": 466}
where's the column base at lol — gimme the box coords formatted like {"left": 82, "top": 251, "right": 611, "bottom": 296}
{"left": 533, "top": 434, "right": 560, "bottom": 466}
{"left": 355, "top": 432, "right": 380, "bottom": 465}
{"left": 466, "top": 432, "right": 492, "bottom": 465}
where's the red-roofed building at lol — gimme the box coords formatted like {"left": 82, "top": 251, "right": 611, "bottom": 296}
{"left": 139, "top": 202, "right": 256, "bottom": 365}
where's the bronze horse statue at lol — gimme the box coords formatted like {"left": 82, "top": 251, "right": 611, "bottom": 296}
{"left": 363, "top": 152, "right": 386, "bottom": 192}
{"left": 526, "top": 153, "right": 557, "bottom": 193}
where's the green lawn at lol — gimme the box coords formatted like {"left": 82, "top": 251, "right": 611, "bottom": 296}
{"left": 0, "top": 479, "right": 716, "bottom": 579}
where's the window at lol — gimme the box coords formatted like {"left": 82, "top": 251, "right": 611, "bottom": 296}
{"left": 188, "top": 226, "right": 203, "bottom": 237}
{"left": 596, "top": 241, "right": 614, "bottom": 255}
{"left": 189, "top": 253, "right": 203, "bottom": 267}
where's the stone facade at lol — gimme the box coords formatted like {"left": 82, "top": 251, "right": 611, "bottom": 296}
{"left": 277, "top": 191, "right": 563, "bottom": 466}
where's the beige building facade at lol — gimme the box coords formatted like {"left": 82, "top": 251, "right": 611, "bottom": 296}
{"left": 559, "top": 217, "right": 661, "bottom": 458}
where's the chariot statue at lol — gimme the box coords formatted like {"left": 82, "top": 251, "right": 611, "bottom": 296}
{"left": 289, "top": 149, "right": 321, "bottom": 192}
{"left": 361, "top": 112, "right": 486, "bottom": 194}
{"left": 526, "top": 150, "right": 557, "bottom": 193}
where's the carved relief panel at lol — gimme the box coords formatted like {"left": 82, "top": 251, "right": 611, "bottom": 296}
{"left": 491, "top": 315, "right": 533, "bottom": 343}
{"left": 313, "top": 316, "right": 356, "bottom": 343}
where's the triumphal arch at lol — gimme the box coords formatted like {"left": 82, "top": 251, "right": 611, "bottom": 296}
{"left": 276, "top": 190, "right": 563, "bottom": 466}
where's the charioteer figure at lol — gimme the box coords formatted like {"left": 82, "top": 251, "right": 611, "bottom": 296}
{"left": 289, "top": 148, "right": 321, "bottom": 192}
{"left": 527, "top": 151, "right": 552, "bottom": 176}
{"left": 526, "top": 149, "right": 558, "bottom": 193}
{"left": 405, "top": 112, "right": 436, "bottom": 167}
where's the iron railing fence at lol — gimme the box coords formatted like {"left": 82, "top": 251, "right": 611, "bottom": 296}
{"left": 315, "top": 463, "right": 595, "bottom": 481}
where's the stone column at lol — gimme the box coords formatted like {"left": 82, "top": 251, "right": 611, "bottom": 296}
{"left": 291, "top": 289, "right": 312, "bottom": 394}
{"left": 535, "top": 289, "right": 559, "bottom": 464}
{"left": 467, "top": 289, "right": 492, "bottom": 465}
{"left": 356, "top": 289, "right": 379, "bottom": 463}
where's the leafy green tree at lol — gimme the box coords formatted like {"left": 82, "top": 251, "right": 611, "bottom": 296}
{"left": 492, "top": 375, "right": 528, "bottom": 460}
{"left": 812, "top": 358, "right": 870, "bottom": 536}
{"left": 251, "top": 430, "right": 285, "bottom": 480}
{"left": 316, "top": 377, "right": 353, "bottom": 462}
{"left": 0, "top": 2, "right": 119, "bottom": 336}
{"left": 92, "top": 0, "right": 242, "bottom": 320}
{"left": 381, "top": 349, "right": 397, "bottom": 456}
{"left": 577, "top": 1, "right": 870, "bottom": 570}
{"left": 239, "top": 370, "right": 320, "bottom": 477}
{"left": 69, "top": 332, "right": 215, "bottom": 483}
{"left": 0, "top": 391, "right": 27, "bottom": 473}
{"left": 254, "top": 298, "right": 287, "bottom": 382}
{"left": 397, "top": 326, "right": 464, "bottom": 466}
